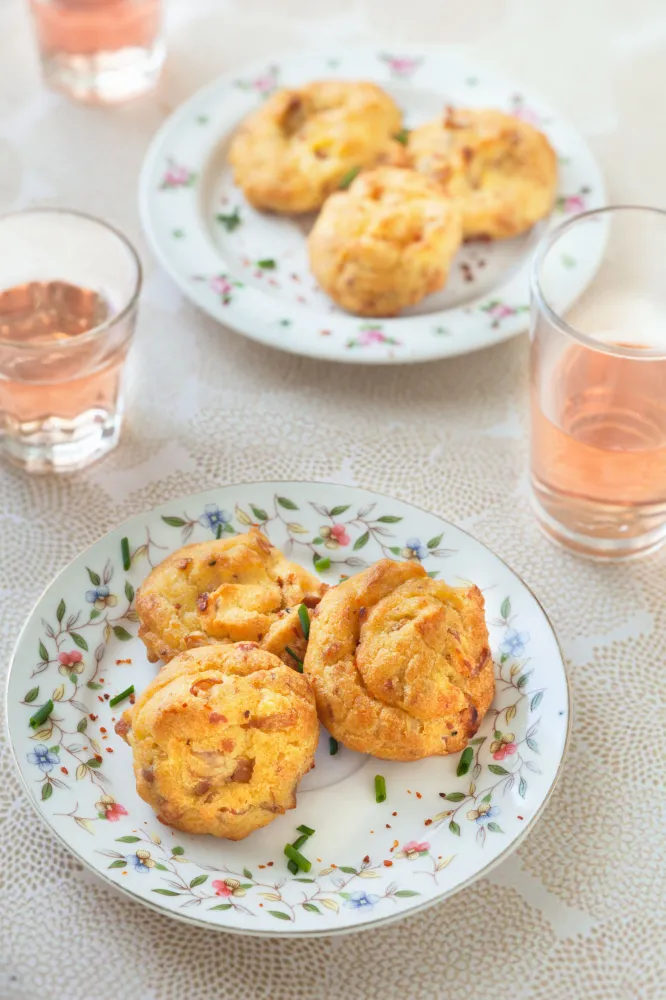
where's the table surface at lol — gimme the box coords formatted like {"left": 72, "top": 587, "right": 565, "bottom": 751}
{"left": 1, "top": 1, "right": 665, "bottom": 998}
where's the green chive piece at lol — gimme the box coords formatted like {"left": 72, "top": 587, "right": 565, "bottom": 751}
{"left": 297, "top": 824, "right": 315, "bottom": 836}
{"left": 329, "top": 736, "right": 339, "bottom": 756}
{"left": 287, "top": 860, "right": 299, "bottom": 875}
{"left": 257, "top": 258, "right": 276, "bottom": 269}
{"left": 375, "top": 774, "right": 387, "bottom": 803}
{"left": 394, "top": 128, "right": 409, "bottom": 145}
{"left": 109, "top": 685, "right": 134, "bottom": 708}
{"left": 314, "top": 557, "right": 331, "bottom": 573}
{"left": 29, "top": 699, "right": 54, "bottom": 729}
{"left": 339, "top": 166, "right": 360, "bottom": 190}
{"left": 297, "top": 604, "right": 310, "bottom": 639}
{"left": 292, "top": 834, "right": 308, "bottom": 850}
{"left": 284, "top": 844, "right": 311, "bottom": 873}
{"left": 215, "top": 523, "right": 222, "bottom": 539}
{"left": 285, "top": 646, "right": 303, "bottom": 672}
{"left": 121, "top": 537, "right": 131, "bottom": 571}
{"left": 216, "top": 208, "right": 241, "bottom": 232}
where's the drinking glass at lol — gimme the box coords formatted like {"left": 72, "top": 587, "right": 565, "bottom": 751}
{"left": 29, "top": 0, "right": 164, "bottom": 104}
{"left": 530, "top": 205, "right": 666, "bottom": 559}
{"left": 0, "top": 209, "right": 141, "bottom": 473}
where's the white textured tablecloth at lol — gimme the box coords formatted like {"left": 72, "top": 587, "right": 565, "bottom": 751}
{"left": 2, "top": 1, "right": 665, "bottom": 997}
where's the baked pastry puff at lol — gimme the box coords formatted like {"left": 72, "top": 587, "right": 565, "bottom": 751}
{"left": 304, "top": 559, "right": 494, "bottom": 761}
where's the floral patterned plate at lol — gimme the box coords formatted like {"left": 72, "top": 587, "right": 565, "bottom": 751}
{"left": 7, "top": 482, "right": 570, "bottom": 936}
{"left": 138, "top": 45, "right": 606, "bottom": 363}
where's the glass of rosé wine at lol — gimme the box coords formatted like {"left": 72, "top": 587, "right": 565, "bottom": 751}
{"left": 29, "top": 0, "right": 164, "bottom": 104}
{"left": 530, "top": 205, "right": 666, "bottom": 559}
{"left": 0, "top": 209, "right": 141, "bottom": 473}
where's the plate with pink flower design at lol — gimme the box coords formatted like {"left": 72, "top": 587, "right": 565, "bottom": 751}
{"left": 139, "top": 45, "right": 606, "bottom": 363}
{"left": 7, "top": 482, "right": 570, "bottom": 936}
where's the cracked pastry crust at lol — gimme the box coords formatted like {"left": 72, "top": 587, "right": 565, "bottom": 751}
{"left": 115, "top": 643, "right": 319, "bottom": 840}
{"left": 136, "top": 528, "right": 325, "bottom": 665}
{"left": 304, "top": 559, "right": 494, "bottom": 761}
{"left": 408, "top": 107, "right": 557, "bottom": 240}
{"left": 228, "top": 80, "right": 404, "bottom": 214}
{"left": 308, "top": 166, "right": 462, "bottom": 317}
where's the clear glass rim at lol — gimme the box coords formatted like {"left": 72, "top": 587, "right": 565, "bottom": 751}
{"left": 0, "top": 207, "right": 142, "bottom": 352}
{"left": 531, "top": 203, "right": 666, "bottom": 361}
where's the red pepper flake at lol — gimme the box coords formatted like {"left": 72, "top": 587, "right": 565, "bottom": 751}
{"left": 89, "top": 713, "right": 98, "bottom": 721}
{"left": 122, "top": 871, "right": 128, "bottom": 875}
{"left": 259, "top": 865, "right": 266, "bottom": 869}
{"left": 99, "top": 678, "right": 104, "bottom": 683}
{"left": 259, "top": 903, "right": 264, "bottom": 907}
{"left": 103, "top": 693, "right": 110, "bottom": 700}
{"left": 416, "top": 792, "right": 422, "bottom": 799}
{"left": 330, "top": 864, "right": 337, "bottom": 869}
{"left": 97, "top": 696, "right": 104, "bottom": 703}
{"left": 407, "top": 789, "right": 412, "bottom": 794}
{"left": 316, "top": 858, "right": 322, "bottom": 863}
{"left": 267, "top": 861, "right": 274, "bottom": 867}
{"left": 129, "top": 694, "right": 135, "bottom": 704}
{"left": 115, "top": 659, "right": 132, "bottom": 665}
{"left": 392, "top": 811, "right": 397, "bottom": 817}
{"left": 389, "top": 840, "right": 399, "bottom": 852}
{"left": 60, "top": 766, "right": 68, "bottom": 775}
{"left": 363, "top": 855, "right": 370, "bottom": 864}
{"left": 94, "top": 754, "right": 103, "bottom": 763}
{"left": 99, "top": 727, "right": 107, "bottom": 734}
{"left": 383, "top": 860, "right": 393, "bottom": 867}
{"left": 517, "top": 815, "right": 524, "bottom": 820}
{"left": 106, "top": 747, "right": 114, "bottom": 753}
{"left": 111, "top": 717, "right": 116, "bottom": 722}
{"left": 424, "top": 818, "right": 433, "bottom": 826}
{"left": 102, "top": 735, "right": 108, "bottom": 740}
{"left": 385, "top": 823, "right": 391, "bottom": 829}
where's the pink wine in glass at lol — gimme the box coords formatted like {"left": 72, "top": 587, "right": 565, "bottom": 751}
{"left": 0, "top": 210, "right": 140, "bottom": 473}
{"left": 29, "top": 0, "right": 164, "bottom": 103}
{"left": 531, "top": 340, "right": 666, "bottom": 552}
{"left": 530, "top": 206, "right": 666, "bottom": 558}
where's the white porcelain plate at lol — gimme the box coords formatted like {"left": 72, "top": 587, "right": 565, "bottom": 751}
{"left": 138, "top": 45, "right": 606, "bottom": 363}
{"left": 8, "top": 482, "right": 569, "bottom": 936}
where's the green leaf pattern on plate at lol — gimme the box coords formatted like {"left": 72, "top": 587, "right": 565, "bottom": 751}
{"left": 17, "top": 489, "right": 557, "bottom": 926}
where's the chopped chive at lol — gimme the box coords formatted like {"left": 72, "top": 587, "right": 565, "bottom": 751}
{"left": 375, "top": 774, "right": 387, "bottom": 803}
{"left": 216, "top": 207, "right": 241, "bottom": 232}
{"left": 297, "top": 604, "right": 310, "bottom": 639}
{"left": 329, "top": 736, "right": 339, "bottom": 756}
{"left": 314, "top": 557, "right": 331, "bottom": 573}
{"left": 121, "top": 537, "right": 130, "bottom": 571}
{"left": 339, "top": 166, "right": 360, "bottom": 190}
{"left": 109, "top": 685, "right": 134, "bottom": 708}
{"left": 215, "top": 523, "right": 222, "bottom": 539}
{"left": 394, "top": 128, "right": 409, "bottom": 145}
{"left": 297, "top": 824, "right": 315, "bottom": 836}
{"left": 284, "top": 844, "right": 311, "bottom": 873}
{"left": 287, "top": 859, "right": 299, "bottom": 875}
{"left": 285, "top": 646, "right": 303, "bottom": 672}
{"left": 257, "top": 258, "right": 276, "bottom": 269}
{"left": 29, "top": 699, "right": 54, "bottom": 729}
{"left": 292, "top": 834, "right": 308, "bottom": 850}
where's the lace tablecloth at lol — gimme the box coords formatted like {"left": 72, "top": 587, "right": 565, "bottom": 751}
{"left": 2, "top": 1, "right": 664, "bottom": 997}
